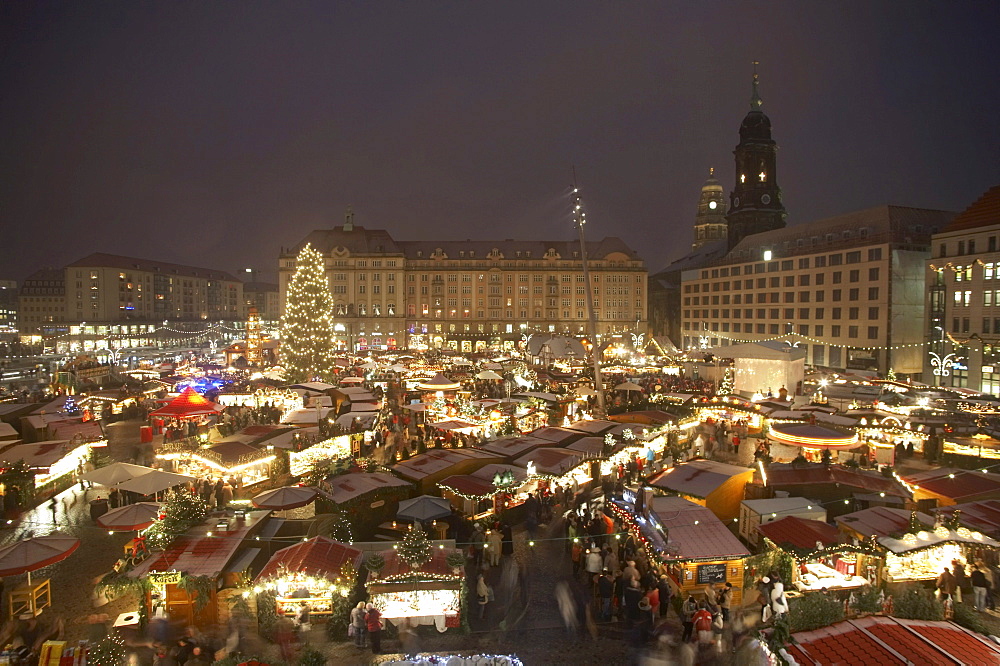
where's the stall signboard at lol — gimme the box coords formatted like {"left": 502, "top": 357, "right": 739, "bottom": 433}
{"left": 149, "top": 571, "right": 183, "bottom": 585}
{"left": 696, "top": 563, "right": 727, "bottom": 585}
{"left": 371, "top": 500, "right": 385, "bottom": 509}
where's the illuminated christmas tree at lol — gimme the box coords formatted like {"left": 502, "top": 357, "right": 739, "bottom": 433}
{"left": 280, "top": 243, "right": 336, "bottom": 383}
{"left": 62, "top": 395, "right": 81, "bottom": 416}
{"left": 87, "top": 632, "right": 126, "bottom": 666}
{"left": 398, "top": 521, "right": 432, "bottom": 569}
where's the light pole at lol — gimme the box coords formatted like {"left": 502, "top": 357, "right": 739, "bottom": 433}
{"left": 573, "top": 183, "right": 607, "bottom": 420}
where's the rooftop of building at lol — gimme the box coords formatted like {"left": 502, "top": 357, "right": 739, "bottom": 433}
{"left": 66, "top": 253, "right": 242, "bottom": 282}
{"left": 699, "top": 205, "right": 956, "bottom": 269}
{"left": 648, "top": 458, "right": 752, "bottom": 499}
{"left": 938, "top": 184, "right": 1000, "bottom": 234}
{"left": 756, "top": 515, "right": 840, "bottom": 551}
{"left": 285, "top": 225, "right": 642, "bottom": 262}
{"left": 900, "top": 467, "right": 1000, "bottom": 502}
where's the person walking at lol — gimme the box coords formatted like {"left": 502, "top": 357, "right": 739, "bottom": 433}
{"left": 365, "top": 603, "right": 382, "bottom": 654}
{"left": 657, "top": 574, "right": 673, "bottom": 619}
{"left": 971, "top": 565, "right": 989, "bottom": 611}
{"left": 476, "top": 573, "right": 490, "bottom": 620}
{"left": 624, "top": 578, "right": 644, "bottom": 626}
{"left": 718, "top": 582, "right": 733, "bottom": 623}
{"left": 350, "top": 601, "right": 367, "bottom": 648}
{"left": 681, "top": 594, "right": 698, "bottom": 642}
{"left": 937, "top": 567, "right": 957, "bottom": 602}
{"left": 486, "top": 527, "right": 502, "bottom": 567}
{"left": 598, "top": 570, "right": 614, "bottom": 622}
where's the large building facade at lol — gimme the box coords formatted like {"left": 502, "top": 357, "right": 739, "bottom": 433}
{"left": 279, "top": 221, "right": 647, "bottom": 352}
{"left": 680, "top": 205, "right": 953, "bottom": 376}
{"left": 926, "top": 185, "right": 1000, "bottom": 392}
{"left": 18, "top": 254, "right": 244, "bottom": 352}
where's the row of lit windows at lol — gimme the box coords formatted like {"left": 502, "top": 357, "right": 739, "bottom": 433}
{"left": 686, "top": 287, "right": 880, "bottom": 307}
{"left": 686, "top": 306, "right": 880, "bottom": 322}
{"left": 697, "top": 248, "right": 884, "bottom": 281}
{"left": 686, "top": 268, "right": 881, "bottom": 294}
{"left": 689, "top": 321, "right": 879, "bottom": 339}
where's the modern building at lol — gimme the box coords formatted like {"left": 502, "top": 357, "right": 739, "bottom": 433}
{"left": 19, "top": 254, "right": 244, "bottom": 353}
{"left": 17, "top": 269, "right": 65, "bottom": 341}
{"left": 0, "top": 280, "right": 18, "bottom": 342}
{"left": 243, "top": 281, "right": 280, "bottom": 323}
{"left": 279, "top": 211, "right": 647, "bottom": 352}
{"left": 925, "top": 184, "right": 1000, "bottom": 392}
{"left": 681, "top": 205, "right": 953, "bottom": 376}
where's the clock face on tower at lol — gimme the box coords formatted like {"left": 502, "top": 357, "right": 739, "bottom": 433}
{"left": 761, "top": 194, "right": 771, "bottom": 205}
{"left": 709, "top": 201, "right": 717, "bottom": 210}
{"left": 734, "top": 197, "right": 740, "bottom": 207}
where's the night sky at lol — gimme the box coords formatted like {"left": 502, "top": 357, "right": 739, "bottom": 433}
{"left": 2, "top": 2, "right": 998, "bottom": 283}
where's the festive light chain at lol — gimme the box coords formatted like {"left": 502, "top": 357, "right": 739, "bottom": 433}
{"left": 703, "top": 330, "right": 933, "bottom": 353}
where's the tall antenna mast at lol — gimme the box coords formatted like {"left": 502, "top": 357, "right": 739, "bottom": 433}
{"left": 572, "top": 169, "right": 607, "bottom": 419}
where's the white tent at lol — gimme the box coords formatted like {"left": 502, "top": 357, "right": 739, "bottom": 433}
{"left": 705, "top": 341, "right": 806, "bottom": 396}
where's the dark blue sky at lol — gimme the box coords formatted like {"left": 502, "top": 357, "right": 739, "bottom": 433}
{"left": 1, "top": 2, "right": 997, "bottom": 282}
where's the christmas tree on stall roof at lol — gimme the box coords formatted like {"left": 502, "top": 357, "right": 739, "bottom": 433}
{"left": 87, "top": 632, "right": 127, "bottom": 666}
{"left": 63, "top": 395, "right": 81, "bottom": 416}
{"left": 144, "top": 488, "right": 210, "bottom": 550}
{"left": 398, "top": 521, "right": 433, "bottom": 569}
{"left": 280, "top": 243, "right": 336, "bottom": 384}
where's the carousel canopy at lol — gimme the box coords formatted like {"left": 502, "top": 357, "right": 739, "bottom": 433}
{"left": 149, "top": 387, "right": 221, "bottom": 418}
{"left": 417, "top": 374, "right": 461, "bottom": 391}
{"left": 256, "top": 536, "right": 362, "bottom": 583}
{"left": 769, "top": 423, "right": 859, "bottom": 450}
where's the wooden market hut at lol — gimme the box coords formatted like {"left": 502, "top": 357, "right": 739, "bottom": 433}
{"left": 391, "top": 448, "right": 502, "bottom": 494}
{"left": 478, "top": 434, "right": 552, "bottom": 460}
{"left": 612, "top": 495, "right": 749, "bottom": 605}
{"left": 438, "top": 464, "right": 529, "bottom": 516}
{"left": 255, "top": 536, "right": 363, "bottom": 620}
{"left": 316, "top": 472, "right": 412, "bottom": 531}
{"left": 647, "top": 459, "right": 754, "bottom": 522}
{"left": 128, "top": 511, "right": 270, "bottom": 626}
{"left": 366, "top": 546, "right": 465, "bottom": 632}
{"left": 836, "top": 506, "right": 1000, "bottom": 584}
{"left": 901, "top": 468, "right": 1000, "bottom": 508}
{"left": 756, "top": 516, "right": 875, "bottom": 593}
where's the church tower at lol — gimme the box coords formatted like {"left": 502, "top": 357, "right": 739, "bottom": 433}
{"left": 726, "top": 62, "right": 786, "bottom": 251}
{"left": 692, "top": 167, "right": 728, "bottom": 250}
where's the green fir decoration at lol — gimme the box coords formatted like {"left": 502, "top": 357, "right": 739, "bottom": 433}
{"left": 144, "top": 489, "right": 210, "bottom": 551}
{"left": 892, "top": 584, "right": 944, "bottom": 621}
{"left": 298, "top": 647, "right": 327, "bottom": 666}
{"left": 177, "top": 574, "right": 215, "bottom": 612}
{"left": 364, "top": 553, "right": 385, "bottom": 576}
{"left": 886, "top": 368, "right": 896, "bottom": 382}
{"left": 280, "top": 243, "right": 336, "bottom": 383}
{"left": 87, "top": 632, "right": 127, "bottom": 666}
{"left": 945, "top": 509, "right": 963, "bottom": 531}
{"left": 397, "top": 521, "right": 432, "bottom": 569}
{"left": 788, "top": 592, "right": 845, "bottom": 632}
{"left": 256, "top": 590, "right": 279, "bottom": 640}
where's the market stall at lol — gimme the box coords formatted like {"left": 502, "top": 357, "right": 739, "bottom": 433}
{"left": 609, "top": 495, "right": 749, "bottom": 606}
{"left": 836, "top": 506, "right": 1000, "bottom": 583}
{"left": 0, "top": 439, "right": 96, "bottom": 490}
{"left": 439, "top": 464, "right": 531, "bottom": 519}
{"left": 255, "top": 536, "right": 361, "bottom": 619}
{"left": 366, "top": 545, "right": 464, "bottom": 632}
{"left": 155, "top": 440, "right": 276, "bottom": 487}
{"left": 756, "top": 516, "right": 875, "bottom": 593}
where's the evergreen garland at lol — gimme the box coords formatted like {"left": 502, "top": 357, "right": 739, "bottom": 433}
{"left": 87, "top": 632, "right": 127, "bottom": 666}
{"left": 256, "top": 590, "right": 278, "bottom": 640}
{"left": 280, "top": 243, "right": 336, "bottom": 384}
{"left": 397, "top": 521, "right": 432, "bottom": 569}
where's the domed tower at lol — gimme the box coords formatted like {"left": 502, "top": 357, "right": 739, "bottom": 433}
{"left": 726, "top": 62, "right": 787, "bottom": 251}
{"left": 692, "top": 167, "right": 728, "bottom": 250}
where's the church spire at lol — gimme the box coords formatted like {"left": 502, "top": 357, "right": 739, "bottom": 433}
{"left": 750, "top": 60, "right": 763, "bottom": 111}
